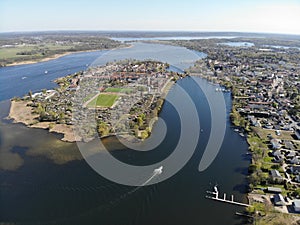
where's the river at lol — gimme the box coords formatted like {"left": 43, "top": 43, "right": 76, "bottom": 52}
{"left": 0, "top": 42, "right": 250, "bottom": 225}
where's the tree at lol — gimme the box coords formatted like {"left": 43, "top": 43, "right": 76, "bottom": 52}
{"left": 293, "top": 188, "right": 300, "bottom": 198}
{"left": 97, "top": 121, "right": 109, "bottom": 136}
{"left": 137, "top": 116, "right": 143, "bottom": 127}
{"left": 249, "top": 164, "right": 257, "bottom": 173}
{"left": 58, "top": 112, "right": 65, "bottom": 124}
{"left": 140, "top": 130, "right": 149, "bottom": 139}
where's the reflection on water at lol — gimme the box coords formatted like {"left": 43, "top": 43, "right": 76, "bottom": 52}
{"left": 0, "top": 43, "right": 249, "bottom": 225}
{"left": 219, "top": 42, "right": 255, "bottom": 47}
{"left": 0, "top": 51, "right": 108, "bottom": 101}
{"left": 112, "top": 36, "right": 238, "bottom": 42}
{"left": 0, "top": 77, "right": 249, "bottom": 225}
{"left": 91, "top": 42, "right": 206, "bottom": 69}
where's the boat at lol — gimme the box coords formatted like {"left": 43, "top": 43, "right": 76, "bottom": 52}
{"left": 214, "top": 185, "right": 219, "bottom": 194}
{"left": 44, "top": 70, "right": 48, "bottom": 74}
{"left": 21, "top": 76, "right": 27, "bottom": 79}
{"left": 154, "top": 166, "right": 163, "bottom": 175}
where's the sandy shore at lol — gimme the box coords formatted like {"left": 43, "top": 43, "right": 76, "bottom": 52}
{"left": 5, "top": 50, "right": 99, "bottom": 67}
{"left": 8, "top": 100, "right": 78, "bottom": 142}
{"left": 4, "top": 44, "right": 132, "bottom": 67}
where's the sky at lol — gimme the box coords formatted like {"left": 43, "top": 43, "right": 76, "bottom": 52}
{"left": 1, "top": 0, "right": 300, "bottom": 34}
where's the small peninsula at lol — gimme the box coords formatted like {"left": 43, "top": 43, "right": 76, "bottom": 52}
{"left": 9, "top": 60, "right": 185, "bottom": 142}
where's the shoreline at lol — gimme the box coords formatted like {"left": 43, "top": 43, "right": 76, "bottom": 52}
{"left": 8, "top": 74, "right": 175, "bottom": 144}
{"left": 5, "top": 52, "right": 78, "bottom": 67}
{"left": 8, "top": 100, "right": 78, "bottom": 142}
{"left": 3, "top": 44, "right": 132, "bottom": 67}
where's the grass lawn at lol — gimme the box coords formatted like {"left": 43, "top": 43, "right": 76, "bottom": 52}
{"left": 105, "top": 87, "right": 133, "bottom": 93}
{"left": 88, "top": 94, "right": 118, "bottom": 108}
{"left": 253, "top": 127, "right": 294, "bottom": 141}
{"left": 263, "top": 156, "right": 273, "bottom": 163}
{"left": 0, "top": 44, "right": 73, "bottom": 60}
{"left": 0, "top": 46, "right": 38, "bottom": 59}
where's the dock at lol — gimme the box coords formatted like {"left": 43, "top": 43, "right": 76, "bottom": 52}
{"left": 206, "top": 186, "right": 250, "bottom": 207}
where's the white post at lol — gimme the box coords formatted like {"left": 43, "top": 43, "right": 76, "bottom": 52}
{"left": 231, "top": 195, "right": 234, "bottom": 202}
{"left": 224, "top": 193, "right": 226, "bottom": 200}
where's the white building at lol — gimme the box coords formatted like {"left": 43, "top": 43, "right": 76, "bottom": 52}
{"left": 293, "top": 200, "right": 300, "bottom": 212}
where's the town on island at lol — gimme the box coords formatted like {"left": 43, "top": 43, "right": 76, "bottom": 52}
{"left": 4, "top": 34, "right": 300, "bottom": 224}
{"left": 9, "top": 60, "right": 184, "bottom": 142}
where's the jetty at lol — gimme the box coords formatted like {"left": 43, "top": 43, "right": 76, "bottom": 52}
{"left": 205, "top": 186, "right": 250, "bottom": 207}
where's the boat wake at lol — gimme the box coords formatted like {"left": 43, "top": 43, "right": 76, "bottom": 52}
{"left": 107, "top": 166, "right": 163, "bottom": 209}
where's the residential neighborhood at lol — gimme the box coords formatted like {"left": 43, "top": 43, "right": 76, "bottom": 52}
{"left": 16, "top": 60, "right": 184, "bottom": 142}
{"left": 170, "top": 38, "right": 300, "bottom": 218}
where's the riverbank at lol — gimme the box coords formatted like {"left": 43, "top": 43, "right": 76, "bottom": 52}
{"left": 8, "top": 100, "right": 78, "bottom": 142}
{"left": 3, "top": 45, "right": 132, "bottom": 67}
{"left": 5, "top": 52, "right": 80, "bottom": 67}
{"left": 7, "top": 60, "right": 178, "bottom": 144}
{"left": 183, "top": 45, "right": 300, "bottom": 224}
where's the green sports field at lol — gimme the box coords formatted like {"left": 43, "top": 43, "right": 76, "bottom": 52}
{"left": 88, "top": 94, "right": 118, "bottom": 107}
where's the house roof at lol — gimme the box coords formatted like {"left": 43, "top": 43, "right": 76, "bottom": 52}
{"left": 273, "top": 150, "right": 281, "bottom": 156}
{"left": 267, "top": 187, "right": 282, "bottom": 193}
{"left": 274, "top": 194, "right": 285, "bottom": 206}
{"left": 287, "top": 151, "right": 296, "bottom": 157}
{"left": 293, "top": 200, "right": 300, "bottom": 208}
{"left": 271, "top": 139, "right": 281, "bottom": 149}
{"left": 291, "top": 166, "right": 300, "bottom": 173}
{"left": 290, "top": 157, "right": 300, "bottom": 164}
{"left": 270, "top": 169, "right": 282, "bottom": 178}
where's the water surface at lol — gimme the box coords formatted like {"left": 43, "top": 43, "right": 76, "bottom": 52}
{"left": 0, "top": 43, "right": 249, "bottom": 225}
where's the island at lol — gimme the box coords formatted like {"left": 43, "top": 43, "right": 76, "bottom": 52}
{"left": 6, "top": 34, "right": 300, "bottom": 224}
{"left": 9, "top": 60, "right": 184, "bottom": 142}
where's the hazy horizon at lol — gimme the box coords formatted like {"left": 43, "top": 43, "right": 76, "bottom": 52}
{"left": 0, "top": 29, "right": 300, "bottom": 37}
{"left": 1, "top": 0, "right": 300, "bottom": 35}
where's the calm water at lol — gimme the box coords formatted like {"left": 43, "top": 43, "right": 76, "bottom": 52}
{"left": 0, "top": 50, "right": 107, "bottom": 101}
{"left": 0, "top": 43, "right": 250, "bottom": 225}
{"left": 112, "top": 36, "right": 238, "bottom": 42}
{"left": 219, "top": 42, "right": 255, "bottom": 47}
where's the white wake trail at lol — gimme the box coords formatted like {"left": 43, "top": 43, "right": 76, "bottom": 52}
{"left": 140, "top": 171, "right": 160, "bottom": 186}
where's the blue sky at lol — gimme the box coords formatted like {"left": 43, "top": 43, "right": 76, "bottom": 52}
{"left": 1, "top": 0, "right": 300, "bottom": 34}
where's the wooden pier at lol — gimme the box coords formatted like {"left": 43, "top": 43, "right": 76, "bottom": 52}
{"left": 205, "top": 186, "right": 250, "bottom": 207}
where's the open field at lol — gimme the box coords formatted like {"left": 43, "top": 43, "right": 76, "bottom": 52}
{"left": 87, "top": 94, "right": 118, "bottom": 108}
{"left": 253, "top": 127, "right": 295, "bottom": 141}
{"left": 0, "top": 44, "right": 72, "bottom": 60}
{"left": 104, "top": 87, "right": 133, "bottom": 93}
{"left": 0, "top": 34, "right": 122, "bottom": 66}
